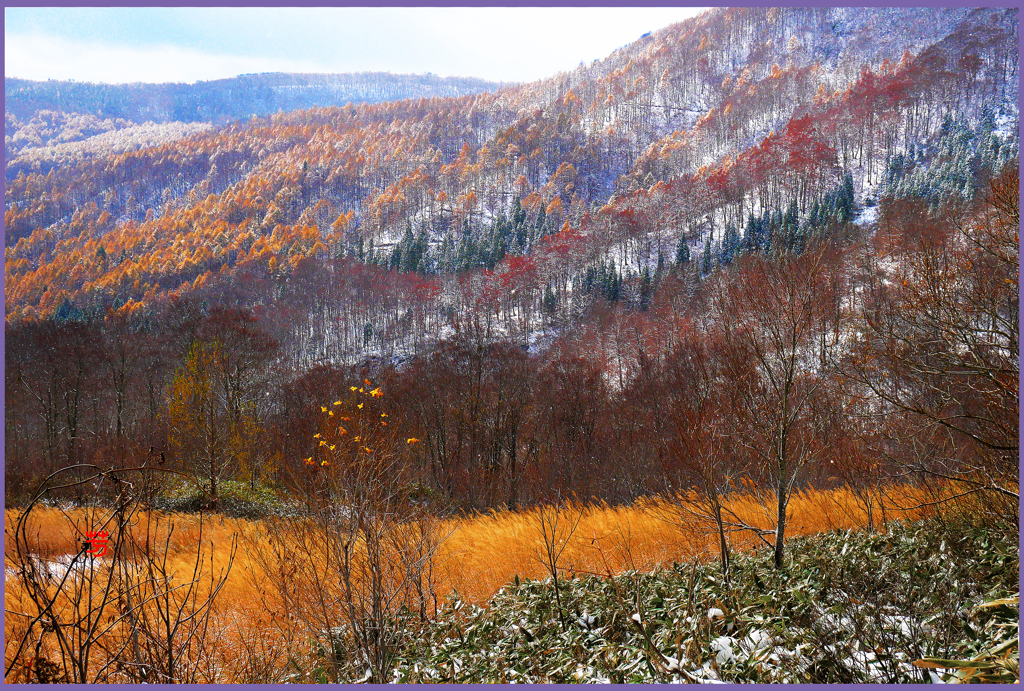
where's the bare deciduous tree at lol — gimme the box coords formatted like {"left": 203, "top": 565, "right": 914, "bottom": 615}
{"left": 253, "top": 381, "right": 446, "bottom": 683}
{"left": 533, "top": 496, "right": 585, "bottom": 630}
{"left": 849, "top": 166, "right": 1019, "bottom": 527}
{"left": 712, "top": 244, "right": 847, "bottom": 568}
{"left": 5, "top": 465, "right": 234, "bottom": 683}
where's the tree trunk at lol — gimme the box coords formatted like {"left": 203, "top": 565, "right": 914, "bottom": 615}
{"left": 713, "top": 501, "right": 731, "bottom": 584}
{"left": 773, "top": 481, "right": 787, "bottom": 569}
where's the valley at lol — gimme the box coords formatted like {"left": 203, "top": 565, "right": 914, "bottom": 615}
{"left": 4, "top": 6, "right": 1018, "bottom": 684}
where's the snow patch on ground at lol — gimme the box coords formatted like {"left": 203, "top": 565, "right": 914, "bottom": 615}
{"left": 740, "top": 628, "right": 774, "bottom": 653}
{"left": 5, "top": 553, "right": 111, "bottom": 584}
{"left": 993, "top": 110, "right": 1019, "bottom": 140}
{"left": 854, "top": 204, "right": 879, "bottom": 227}
{"left": 710, "top": 635, "right": 737, "bottom": 665}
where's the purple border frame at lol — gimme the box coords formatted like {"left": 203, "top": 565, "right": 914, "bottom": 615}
{"left": 2, "top": 1, "right": 1021, "bottom": 689}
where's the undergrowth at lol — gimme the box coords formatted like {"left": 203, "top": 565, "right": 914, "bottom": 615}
{"left": 152, "top": 479, "right": 300, "bottom": 519}
{"left": 302, "top": 519, "right": 1017, "bottom": 684}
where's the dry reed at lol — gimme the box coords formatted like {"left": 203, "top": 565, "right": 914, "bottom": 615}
{"left": 4, "top": 483, "right": 939, "bottom": 682}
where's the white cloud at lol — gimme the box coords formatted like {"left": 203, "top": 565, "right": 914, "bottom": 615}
{"left": 5, "top": 8, "right": 709, "bottom": 85}
{"left": 397, "top": 8, "right": 707, "bottom": 82}
{"left": 5, "top": 33, "right": 324, "bottom": 84}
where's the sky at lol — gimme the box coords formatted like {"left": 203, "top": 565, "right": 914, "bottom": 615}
{"left": 5, "top": 7, "right": 710, "bottom": 85}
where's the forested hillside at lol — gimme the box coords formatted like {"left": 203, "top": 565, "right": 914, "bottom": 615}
{"left": 4, "top": 72, "right": 503, "bottom": 159}
{"left": 6, "top": 8, "right": 1017, "bottom": 325}
{"left": 5, "top": 5, "right": 1018, "bottom": 515}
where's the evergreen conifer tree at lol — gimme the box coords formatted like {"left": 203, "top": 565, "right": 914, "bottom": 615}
{"left": 675, "top": 235, "right": 691, "bottom": 265}
{"left": 639, "top": 265, "right": 652, "bottom": 310}
{"left": 721, "top": 223, "right": 739, "bottom": 265}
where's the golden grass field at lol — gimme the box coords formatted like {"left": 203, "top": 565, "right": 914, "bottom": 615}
{"left": 4, "top": 484, "right": 932, "bottom": 682}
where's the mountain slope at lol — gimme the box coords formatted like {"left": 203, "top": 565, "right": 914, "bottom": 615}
{"left": 4, "top": 7, "right": 1018, "bottom": 331}
{"left": 4, "top": 71, "right": 506, "bottom": 124}
{"left": 4, "top": 71, "right": 507, "bottom": 162}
